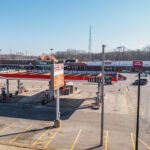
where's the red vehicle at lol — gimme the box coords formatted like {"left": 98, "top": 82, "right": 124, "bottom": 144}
{"left": 118, "top": 74, "right": 127, "bottom": 80}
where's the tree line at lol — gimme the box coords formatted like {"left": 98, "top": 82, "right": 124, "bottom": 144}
{"left": 1, "top": 45, "right": 150, "bottom": 62}
{"left": 54, "top": 46, "right": 150, "bottom": 61}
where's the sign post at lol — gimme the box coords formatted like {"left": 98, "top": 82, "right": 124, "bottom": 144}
{"left": 56, "top": 88, "right": 60, "bottom": 120}
{"left": 51, "top": 64, "right": 64, "bottom": 128}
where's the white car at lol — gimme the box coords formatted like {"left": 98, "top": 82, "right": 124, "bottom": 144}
{"left": 145, "top": 70, "right": 150, "bottom": 74}
{"left": 140, "top": 73, "right": 147, "bottom": 77}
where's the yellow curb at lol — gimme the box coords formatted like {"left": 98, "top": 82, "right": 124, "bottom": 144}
{"left": 0, "top": 140, "right": 66, "bottom": 150}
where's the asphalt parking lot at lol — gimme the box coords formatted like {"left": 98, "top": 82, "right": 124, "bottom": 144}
{"left": 0, "top": 73, "right": 149, "bottom": 150}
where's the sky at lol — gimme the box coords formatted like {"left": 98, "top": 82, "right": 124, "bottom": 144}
{"left": 0, "top": 0, "right": 150, "bottom": 55}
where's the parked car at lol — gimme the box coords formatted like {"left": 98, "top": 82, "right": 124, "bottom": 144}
{"left": 122, "top": 70, "right": 131, "bottom": 73}
{"left": 140, "top": 78, "right": 148, "bottom": 83}
{"left": 140, "top": 73, "right": 147, "bottom": 77}
{"left": 132, "top": 79, "right": 147, "bottom": 85}
{"left": 136, "top": 73, "right": 147, "bottom": 77}
{"left": 145, "top": 70, "right": 150, "bottom": 74}
{"left": 118, "top": 74, "right": 127, "bottom": 80}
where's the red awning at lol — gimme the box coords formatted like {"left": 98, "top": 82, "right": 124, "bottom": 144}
{"left": 0, "top": 71, "right": 89, "bottom": 81}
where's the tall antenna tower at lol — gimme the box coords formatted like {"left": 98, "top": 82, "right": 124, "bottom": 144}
{"left": 88, "top": 25, "right": 92, "bottom": 61}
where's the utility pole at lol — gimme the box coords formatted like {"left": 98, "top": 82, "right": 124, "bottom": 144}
{"left": 135, "top": 72, "right": 141, "bottom": 150}
{"left": 117, "top": 46, "right": 122, "bottom": 72}
{"left": 100, "top": 44, "right": 105, "bottom": 146}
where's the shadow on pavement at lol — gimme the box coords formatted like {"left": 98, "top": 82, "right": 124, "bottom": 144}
{"left": 0, "top": 94, "right": 85, "bottom": 121}
{"left": 0, "top": 126, "right": 54, "bottom": 138}
{"left": 86, "top": 145, "right": 101, "bottom": 150}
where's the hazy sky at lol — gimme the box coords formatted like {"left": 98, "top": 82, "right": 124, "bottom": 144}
{"left": 0, "top": 0, "right": 150, "bottom": 55}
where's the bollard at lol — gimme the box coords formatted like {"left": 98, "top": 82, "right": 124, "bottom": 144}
{"left": 54, "top": 120, "right": 61, "bottom": 128}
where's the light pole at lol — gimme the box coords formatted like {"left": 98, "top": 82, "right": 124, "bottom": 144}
{"left": 50, "top": 48, "right": 54, "bottom": 64}
{"left": 117, "top": 46, "right": 122, "bottom": 72}
{"left": 100, "top": 44, "right": 105, "bottom": 146}
{"left": 135, "top": 72, "right": 141, "bottom": 150}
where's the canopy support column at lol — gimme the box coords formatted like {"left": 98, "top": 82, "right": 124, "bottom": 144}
{"left": 6, "top": 79, "right": 9, "bottom": 98}
{"left": 17, "top": 80, "right": 20, "bottom": 93}
{"left": 56, "top": 88, "right": 60, "bottom": 120}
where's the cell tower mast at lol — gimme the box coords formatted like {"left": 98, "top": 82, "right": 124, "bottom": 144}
{"left": 88, "top": 25, "right": 92, "bottom": 61}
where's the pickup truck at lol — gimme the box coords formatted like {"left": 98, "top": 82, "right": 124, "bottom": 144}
{"left": 118, "top": 74, "right": 127, "bottom": 80}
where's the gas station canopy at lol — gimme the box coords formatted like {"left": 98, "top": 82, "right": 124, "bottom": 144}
{"left": 0, "top": 71, "right": 97, "bottom": 81}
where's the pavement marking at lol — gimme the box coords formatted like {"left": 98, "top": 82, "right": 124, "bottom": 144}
{"left": 9, "top": 125, "right": 32, "bottom": 143}
{"left": 42, "top": 137, "right": 54, "bottom": 140}
{"left": 33, "top": 126, "right": 61, "bottom": 148}
{"left": 131, "top": 133, "right": 135, "bottom": 150}
{"left": 0, "top": 140, "right": 65, "bottom": 150}
{"left": 104, "top": 130, "right": 108, "bottom": 150}
{"left": 0, "top": 123, "right": 15, "bottom": 134}
{"left": 131, "top": 132, "right": 150, "bottom": 150}
{"left": 138, "top": 138, "right": 150, "bottom": 149}
{"left": 37, "top": 141, "right": 48, "bottom": 144}
{"left": 133, "top": 93, "right": 144, "bottom": 116}
{"left": 44, "top": 127, "right": 61, "bottom": 148}
{"left": 140, "top": 106, "right": 144, "bottom": 115}
{"left": 32, "top": 128, "right": 52, "bottom": 146}
{"left": 71, "top": 129, "right": 82, "bottom": 150}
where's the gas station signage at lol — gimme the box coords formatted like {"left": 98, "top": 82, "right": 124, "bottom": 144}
{"left": 51, "top": 64, "right": 64, "bottom": 90}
